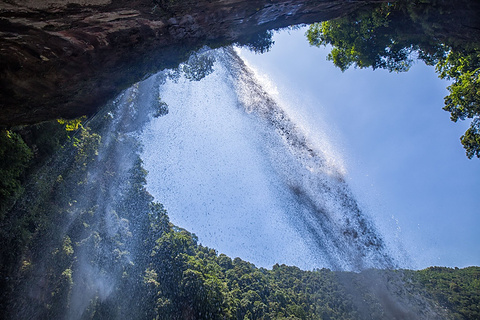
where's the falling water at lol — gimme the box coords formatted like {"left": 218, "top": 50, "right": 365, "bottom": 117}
{"left": 5, "top": 46, "right": 457, "bottom": 320}
{"left": 141, "top": 47, "right": 397, "bottom": 271}
{"left": 8, "top": 76, "right": 161, "bottom": 319}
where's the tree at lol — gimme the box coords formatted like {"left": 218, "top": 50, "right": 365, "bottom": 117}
{"left": 306, "top": 0, "right": 480, "bottom": 158}
{"left": 307, "top": 5, "right": 416, "bottom": 72}
{"left": 437, "top": 50, "right": 480, "bottom": 158}
{"left": 236, "top": 30, "right": 275, "bottom": 54}
{"left": 0, "top": 130, "right": 32, "bottom": 218}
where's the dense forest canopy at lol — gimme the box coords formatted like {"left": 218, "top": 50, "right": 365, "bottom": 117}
{"left": 306, "top": 0, "right": 480, "bottom": 159}
{"left": 1, "top": 66, "right": 479, "bottom": 319}
{"left": 1, "top": 1, "right": 479, "bottom": 319}
{"left": 1, "top": 115, "right": 479, "bottom": 319}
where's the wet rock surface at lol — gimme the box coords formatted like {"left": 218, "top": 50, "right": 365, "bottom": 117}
{"left": 0, "top": 0, "right": 369, "bottom": 125}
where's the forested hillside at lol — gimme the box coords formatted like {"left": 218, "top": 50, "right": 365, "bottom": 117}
{"left": 0, "top": 99, "right": 479, "bottom": 319}
{"left": 1, "top": 1, "right": 479, "bottom": 318}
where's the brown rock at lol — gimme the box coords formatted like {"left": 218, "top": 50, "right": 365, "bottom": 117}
{"left": 0, "top": 0, "right": 371, "bottom": 126}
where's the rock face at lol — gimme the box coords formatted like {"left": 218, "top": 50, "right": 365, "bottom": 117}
{"left": 0, "top": 0, "right": 376, "bottom": 126}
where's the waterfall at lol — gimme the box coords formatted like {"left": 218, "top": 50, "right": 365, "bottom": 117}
{"left": 5, "top": 46, "right": 465, "bottom": 320}
{"left": 141, "top": 47, "right": 396, "bottom": 271}
{"left": 8, "top": 76, "right": 162, "bottom": 319}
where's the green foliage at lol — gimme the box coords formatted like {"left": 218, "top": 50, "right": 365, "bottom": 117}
{"left": 0, "top": 116, "right": 102, "bottom": 317}
{"left": 415, "top": 266, "right": 480, "bottom": 319}
{"left": 57, "top": 116, "right": 86, "bottom": 131}
{"left": 437, "top": 51, "right": 480, "bottom": 158}
{"left": 2, "top": 114, "right": 479, "bottom": 319}
{"left": 163, "top": 50, "right": 216, "bottom": 84}
{"left": 0, "top": 116, "right": 87, "bottom": 220}
{"left": 306, "top": 5, "right": 417, "bottom": 72}
{"left": 236, "top": 30, "right": 275, "bottom": 54}
{"left": 460, "top": 120, "right": 480, "bottom": 159}
{"left": 0, "top": 130, "right": 32, "bottom": 218}
{"left": 72, "top": 127, "right": 101, "bottom": 168}
{"left": 182, "top": 52, "right": 216, "bottom": 81}
{"left": 1, "top": 84, "right": 478, "bottom": 319}
{"left": 154, "top": 98, "right": 169, "bottom": 118}
{"left": 306, "top": 0, "right": 480, "bottom": 158}
{"left": 143, "top": 219, "right": 480, "bottom": 320}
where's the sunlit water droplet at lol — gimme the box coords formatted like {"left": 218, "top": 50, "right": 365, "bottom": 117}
{"left": 141, "top": 48, "right": 398, "bottom": 271}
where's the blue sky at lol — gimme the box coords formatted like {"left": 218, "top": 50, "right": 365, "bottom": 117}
{"left": 237, "top": 27, "right": 480, "bottom": 269}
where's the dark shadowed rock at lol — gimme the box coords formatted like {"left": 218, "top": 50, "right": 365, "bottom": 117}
{"left": 0, "top": 0, "right": 379, "bottom": 126}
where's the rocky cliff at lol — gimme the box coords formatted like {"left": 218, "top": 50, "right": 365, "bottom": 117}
{"left": 0, "top": 0, "right": 383, "bottom": 126}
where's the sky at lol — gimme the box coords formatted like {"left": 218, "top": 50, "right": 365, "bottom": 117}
{"left": 236, "top": 27, "right": 480, "bottom": 269}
